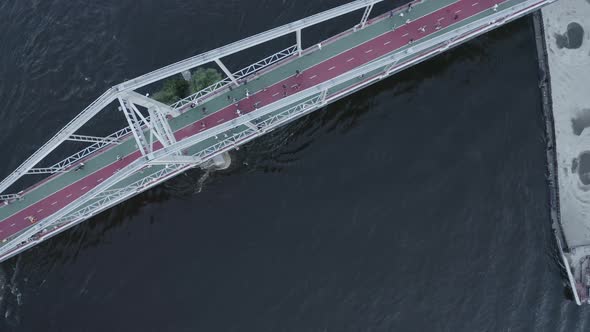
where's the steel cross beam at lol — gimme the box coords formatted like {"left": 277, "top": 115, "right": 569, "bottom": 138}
{"left": 147, "top": 156, "right": 201, "bottom": 166}
{"left": 172, "top": 45, "right": 299, "bottom": 109}
{"left": 114, "top": 0, "right": 384, "bottom": 92}
{"left": 27, "top": 167, "right": 68, "bottom": 175}
{"left": 119, "top": 97, "right": 150, "bottom": 158}
{"left": 0, "top": 0, "right": 557, "bottom": 259}
{"left": 67, "top": 135, "right": 121, "bottom": 145}
{"left": 122, "top": 91, "right": 179, "bottom": 117}
{"left": 296, "top": 29, "right": 303, "bottom": 56}
{"left": 146, "top": 105, "right": 177, "bottom": 147}
{"left": 0, "top": 89, "right": 117, "bottom": 195}
{"left": 360, "top": 2, "right": 375, "bottom": 28}
{"left": 214, "top": 59, "right": 239, "bottom": 86}
{"left": 0, "top": 0, "right": 383, "bottom": 195}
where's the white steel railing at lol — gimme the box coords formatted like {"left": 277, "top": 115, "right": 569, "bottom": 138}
{"left": 0, "top": 89, "right": 117, "bottom": 194}
{"left": 115, "top": 0, "right": 383, "bottom": 92}
{"left": 172, "top": 45, "right": 299, "bottom": 109}
{"left": 0, "top": 0, "right": 381, "bottom": 196}
{"left": 56, "top": 163, "right": 187, "bottom": 225}
{"left": 0, "top": 0, "right": 556, "bottom": 261}
{"left": 27, "top": 120, "right": 140, "bottom": 175}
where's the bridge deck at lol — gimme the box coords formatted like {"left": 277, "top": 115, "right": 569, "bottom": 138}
{"left": 0, "top": 0, "right": 529, "bottom": 250}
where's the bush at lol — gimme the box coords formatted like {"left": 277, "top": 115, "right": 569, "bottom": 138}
{"left": 153, "top": 78, "right": 190, "bottom": 104}
{"left": 152, "top": 68, "right": 222, "bottom": 105}
{"left": 190, "top": 68, "right": 223, "bottom": 94}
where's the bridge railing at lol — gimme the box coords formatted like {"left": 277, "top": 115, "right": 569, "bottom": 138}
{"left": 0, "top": 0, "right": 383, "bottom": 197}
{"left": 171, "top": 45, "right": 299, "bottom": 109}
{"left": 0, "top": 0, "right": 557, "bottom": 260}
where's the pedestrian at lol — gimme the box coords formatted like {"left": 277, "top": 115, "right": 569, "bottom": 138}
{"left": 282, "top": 84, "right": 287, "bottom": 89}
{"left": 202, "top": 107, "right": 207, "bottom": 114}
{"left": 229, "top": 86, "right": 233, "bottom": 92}
{"left": 283, "top": 91, "right": 287, "bottom": 97}
{"left": 295, "top": 70, "right": 301, "bottom": 77}
{"left": 245, "top": 89, "right": 250, "bottom": 98}
{"left": 201, "top": 122, "right": 205, "bottom": 128}
{"left": 190, "top": 102, "right": 196, "bottom": 108}
{"left": 389, "top": 10, "right": 394, "bottom": 18}
{"left": 116, "top": 155, "right": 121, "bottom": 161}
{"left": 227, "top": 95, "right": 231, "bottom": 101}
{"left": 493, "top": 4, "right": 498, "bottom": 11}
{"left": 317, "top": 43, "right": 322, "bottom": 51}
{"left": 454, "top": 14, "right": 459, "bottom": 20}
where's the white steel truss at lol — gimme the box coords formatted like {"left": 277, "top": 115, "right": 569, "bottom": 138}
{"left": 360, "top": 2, "right": 375, "bottom": 28}
{"left": 0, "top": 194, "right": 21, "bottom": 202}
{"left": 67, "top": 134, "right": 121, "bottom": 145}
{"left": 0, "top": 0, "right": 557, "bottom": 261}
{"left": 172, "top": 45, "right": 299, "bottom": 109}
{"left": 28, "top": 125, "right": 136, "bottom": 175}
{"left": 119, "top": 97, "right": 150, "bottom": 158}
{"left": 122, "top": 91, "right": 179, "bottom": 118}
{"left": 0, "top": 0, "right": 382, "bottom": 196}
{"left": 296, "top": 29, "right": 303, "bottom": 56}
{"left": 214, "top": 59, "right": 239, "bottom": 86}
{"left": 114, "top": 0, "right": 385, "bottom": 92}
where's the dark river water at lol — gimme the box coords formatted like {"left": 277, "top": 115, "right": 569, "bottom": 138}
{"left": 0, "top": 0, "right": 588, "bottom": 331}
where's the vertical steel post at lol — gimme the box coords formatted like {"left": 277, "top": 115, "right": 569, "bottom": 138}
{"left": 296, "top": 29, "right": 303, "bottom": 56}
{"left": 118, "top": 98, "right": 149, "bottom": 158}
{"left": 320, "top": 89, "right": 329, "bottom": 105}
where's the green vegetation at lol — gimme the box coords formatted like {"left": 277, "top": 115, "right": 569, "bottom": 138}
{"left": 189, "top": 68, "right": 223, "bottom": 94}
{"left": 152, "top": 68, "right": 223, "bottom": 105}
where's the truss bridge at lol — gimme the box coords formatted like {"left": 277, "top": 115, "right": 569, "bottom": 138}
{"left": 0, "top": 0, "right": 555, "bottom": 261}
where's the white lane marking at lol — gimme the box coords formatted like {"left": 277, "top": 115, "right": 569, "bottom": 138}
{"left": 402, "top": 33, "right": 409, "bottom": 37}
{"left": 66, "top": 194, "right": 72, "bottom": 198}
{"left": 272, "top": 92, "right": 279, "bottom": 97}
{"left": 438, "top": 17, "right": 445, "bottom": 21}
{"left": 328, "top": 66, "right": 336, "bottom": 71}
{"left": 383, "top": 41, "right": 391, "bottom": 45}
{"left": 10, "top": 224, "right": 15, "bottom": 227}
{"left": 309, "top": 75, "right": 317, "bottom": 79}
{"left": 0, "top": 16, "right": 419, "bottom": 224}
{"left": 81, "top": 186, "right": 88, "bottom": 190}
{"left": 51, "top": 201, "right": 58, "bottom": 206}
{"left": 291, "top": 84, "right": 298, "bottom": 88}
{"left": 217, "top": 118, "right": 225, "bottom": 123}
{"left": 365, "top": 49, "right": 373, "bottom": 54}
{"left": 37, "top": 209, "right": 43, "bottom": 213}
{"left": 455, "top": 10, "right": 462, "bottom": 14}
{"left": 97, "top": 178, "right": 103, "bottom": 182}
{"left": 346, "top": 57, "right": 355, "bottom": 62}
{"left": 472, "top": 2, "right": 479, "bottom": 6}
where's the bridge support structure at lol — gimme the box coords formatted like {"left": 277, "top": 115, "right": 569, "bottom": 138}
{"left": 0, "top": 0, "right": 559, "bottom": 262}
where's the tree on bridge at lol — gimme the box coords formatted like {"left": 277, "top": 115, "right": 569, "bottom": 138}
{"left": 153, "top": 68, "right": 223, "bottom": 104}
